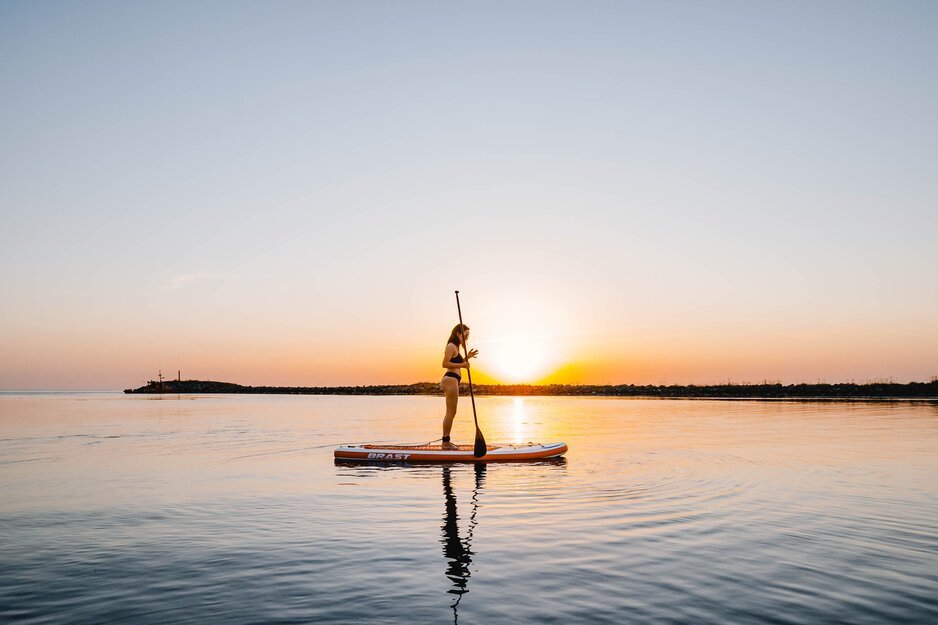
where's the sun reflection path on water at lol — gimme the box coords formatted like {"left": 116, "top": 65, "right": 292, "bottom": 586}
{"left": 512, "top": 397, "right": 526, "bottom": 444}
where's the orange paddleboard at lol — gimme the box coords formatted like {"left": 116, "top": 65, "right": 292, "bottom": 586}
{"left": 334, "top": 442, "right": 568, "bottom": 463}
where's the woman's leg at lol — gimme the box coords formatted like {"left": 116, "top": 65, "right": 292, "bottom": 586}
{"left": 441, "top": 377, "right": 459, "bottom": 447}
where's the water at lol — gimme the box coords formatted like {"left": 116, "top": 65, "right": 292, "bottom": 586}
{"left": 1, "top": 393, "right": 936, "bottom": 624}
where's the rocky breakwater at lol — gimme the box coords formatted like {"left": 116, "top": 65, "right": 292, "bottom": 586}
{"left": 123, "top": 379, "right": 938, "bottom": 398}
{"left": 124, "top": 380, "right": 443, "bottom": 395}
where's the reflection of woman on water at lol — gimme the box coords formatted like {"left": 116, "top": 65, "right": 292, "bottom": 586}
{"left": 441, "top": 467, "right": 472, "bottom": 599}
{"left": 441, "top": 464, "right": 485, "bottom": 622}
{"left": 440, "top": 324, "right": 478, "bottom": 450}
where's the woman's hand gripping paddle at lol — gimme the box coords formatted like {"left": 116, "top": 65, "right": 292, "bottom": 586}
{"left": 455, "top": 290, "right": 487, "bottom": 458}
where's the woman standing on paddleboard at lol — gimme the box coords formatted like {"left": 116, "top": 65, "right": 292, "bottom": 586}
{"left": 441, "top": 324, "right": 477, "bottom": 450}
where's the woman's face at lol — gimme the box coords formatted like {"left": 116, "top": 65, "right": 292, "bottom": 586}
{"left": 461, "top": 328, "right": 470, "bottom": 343}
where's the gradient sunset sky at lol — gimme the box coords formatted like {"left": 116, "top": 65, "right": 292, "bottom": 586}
{"left": 1, "top": 1, "right": 936, "bottom": 390}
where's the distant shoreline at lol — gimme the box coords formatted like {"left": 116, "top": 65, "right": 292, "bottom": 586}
{"left": 124, "top": 379, "right": 938, "bottom": 399}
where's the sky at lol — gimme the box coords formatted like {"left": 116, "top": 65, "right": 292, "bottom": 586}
{"left": 1, "top": 1, "right": 936, "bottom": 389}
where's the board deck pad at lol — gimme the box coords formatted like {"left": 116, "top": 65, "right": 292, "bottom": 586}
{"left": 360, "top": 444, "right": 493, "bottom": 451}
{"left": 334, "top": 441, "right": 568, "bottom": 463}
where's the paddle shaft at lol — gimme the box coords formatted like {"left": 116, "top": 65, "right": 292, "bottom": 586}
{"left": 454, "top": 291, "right": 479, "bottom": 430}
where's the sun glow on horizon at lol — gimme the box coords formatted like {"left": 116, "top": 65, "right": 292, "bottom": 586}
{"left": 485, "top": 333, "right": 555, "bottom": 383}
{"left": 471, "top": 295, "right": 573, "bottom": 384}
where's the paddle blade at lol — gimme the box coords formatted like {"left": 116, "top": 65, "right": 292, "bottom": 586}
{"left": 473, "top": 428, "right": 487, "bottom": 458}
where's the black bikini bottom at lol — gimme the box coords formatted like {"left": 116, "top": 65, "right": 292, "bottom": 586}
{"left": 443, "top": 372, "right": 462, "bottom": 382}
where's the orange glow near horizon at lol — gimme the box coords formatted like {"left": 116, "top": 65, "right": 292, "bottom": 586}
{"left": 0, "top": 291, "right": 936, "bottom": 389}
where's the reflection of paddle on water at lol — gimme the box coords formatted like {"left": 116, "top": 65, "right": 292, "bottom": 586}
{"left": 440, "top": 464, "right": 486, "bottom": 622}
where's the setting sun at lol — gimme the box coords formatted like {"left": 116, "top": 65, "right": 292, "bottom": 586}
{"left": 470, "top": 295, "right": 572, "bottom": 384}
{"left": 485, "top": 334, "right": 555, "bottom": 383}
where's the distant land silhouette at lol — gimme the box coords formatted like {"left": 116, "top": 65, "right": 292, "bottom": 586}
{"left": 125, "top": 379, "right": 938, "bottom": 399}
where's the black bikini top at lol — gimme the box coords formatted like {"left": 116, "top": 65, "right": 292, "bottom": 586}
{"left": 449, "top": 344, "right": 464, "bottom": 364}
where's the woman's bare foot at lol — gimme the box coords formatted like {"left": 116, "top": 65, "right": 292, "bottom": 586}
{"left": 442, "top": 440, "right": 459, "bottom": 450}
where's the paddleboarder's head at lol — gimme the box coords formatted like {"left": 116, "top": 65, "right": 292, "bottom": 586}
{"left": 448, "top": 324, "right": 470, "bottom": 347}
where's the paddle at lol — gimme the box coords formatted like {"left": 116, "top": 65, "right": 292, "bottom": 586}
{"left": 455, "top": 290, "right": 487, "bottom": 458}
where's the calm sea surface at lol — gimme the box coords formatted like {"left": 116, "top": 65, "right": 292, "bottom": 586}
{"left": 1, "top": 393, "right": 936, "bottom": 624}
